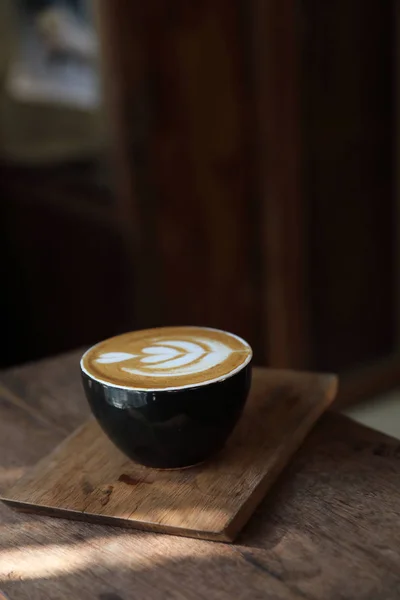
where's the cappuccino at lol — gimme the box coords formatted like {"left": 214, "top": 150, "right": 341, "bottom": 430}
{"left": 81, "top": 326, "right": 252, "bottom": 390}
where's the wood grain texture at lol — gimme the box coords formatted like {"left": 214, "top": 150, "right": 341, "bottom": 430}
{"left": 97, "top": 0, "right": 261, "bottom": 355}
{"left": 0, "top": 350, "right": 89, "bottom": 435}
{"left": 97, "top": 0, "right": 397, "bottom": 404}
{"left": 0, "top": 385, "right": 62, "bottom": 494}
{"left": 1, "top": 376, "right": 400, "bottom": 599}
{"left": 302, "top": 0, "right": 395, "bottom": 372}
{"left": 1, "top": 353, "right": 400, "bottom": 599}
{"left": 0, "top": 350, "right": 88, "bottom": 494}
{"left": 2, "top": 369, "right": 337, "bottom": 542}
{"left": 249, "top": 0, "right": 307, "bottom": 368}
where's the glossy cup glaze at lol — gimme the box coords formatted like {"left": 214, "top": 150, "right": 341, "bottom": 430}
{"left": 80, "top": 360, "right": 252, "bottom": 469}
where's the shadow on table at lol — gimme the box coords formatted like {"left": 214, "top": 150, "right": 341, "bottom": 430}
{"left": 1, "top": 517, "right": 400, "bottom": 600}
{"left": 1, "top": 414, "right": 400, "bottom": 598}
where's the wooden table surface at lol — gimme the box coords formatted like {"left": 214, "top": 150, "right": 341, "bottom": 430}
{"left": 1, "top": 351, "right": 400, "bottom": 600}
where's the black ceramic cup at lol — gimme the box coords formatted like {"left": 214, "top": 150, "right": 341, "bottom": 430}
{"left": 80, "top": 326, "right": 252, "bottom": 469}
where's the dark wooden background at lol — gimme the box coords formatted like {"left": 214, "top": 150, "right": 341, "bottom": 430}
{"left": 1, "top": 0, "right": 398, "bottom": 406}
{"left": 303, "top": 0, "right": 395, "bottom": 372}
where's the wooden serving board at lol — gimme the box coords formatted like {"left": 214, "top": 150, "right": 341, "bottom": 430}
{"left": 1, "top": 368, "right": 337, "bottom": 542}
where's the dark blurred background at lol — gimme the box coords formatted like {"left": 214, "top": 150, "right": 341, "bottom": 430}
{"left": 1, "top": 0, "right": 398, "bottom": 407}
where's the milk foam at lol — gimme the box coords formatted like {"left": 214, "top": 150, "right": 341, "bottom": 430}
{"left": 81, "top": 327, "right": 252, "bottom": 391}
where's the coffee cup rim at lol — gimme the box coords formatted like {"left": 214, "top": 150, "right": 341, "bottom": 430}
{"left": 80, "top": 326, "right": 253, "bottom": 392}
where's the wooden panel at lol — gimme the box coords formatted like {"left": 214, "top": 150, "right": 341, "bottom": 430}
{"left": 98, "top": 0, "right": 261, "bottom": 355}
{"left": 95, "top": 0, "right": 147, "bottom": 328}
{"left": 1, "top": 368, "right": 337, "bottom": 542}
{"left": 396, "top": 0, "right": 400, "bottom": 346}
{"left": 302, "top": 0, "right": 395, "bottom": 371}
{"left": 149, "top": 0, "right": 257, "bottom": 344}
{"left": 98, "top": 0, "right": 311, "bottom": 367}
{"left": 249, "top": 0, "right": 307, "bottom": 368}
{"left": 98, "top": 0, "right": 397, "bottom": 396}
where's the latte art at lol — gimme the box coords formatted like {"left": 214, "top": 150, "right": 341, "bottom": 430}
{"left": 97, "top": 338, "right": 232, "bottom": 378}
{"left": 81, "top": 327, "right": 252, "bottom": 390}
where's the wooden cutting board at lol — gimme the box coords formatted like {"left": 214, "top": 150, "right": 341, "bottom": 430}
{"left": 1, "top": 368, "right": 337, "bottom": 542}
